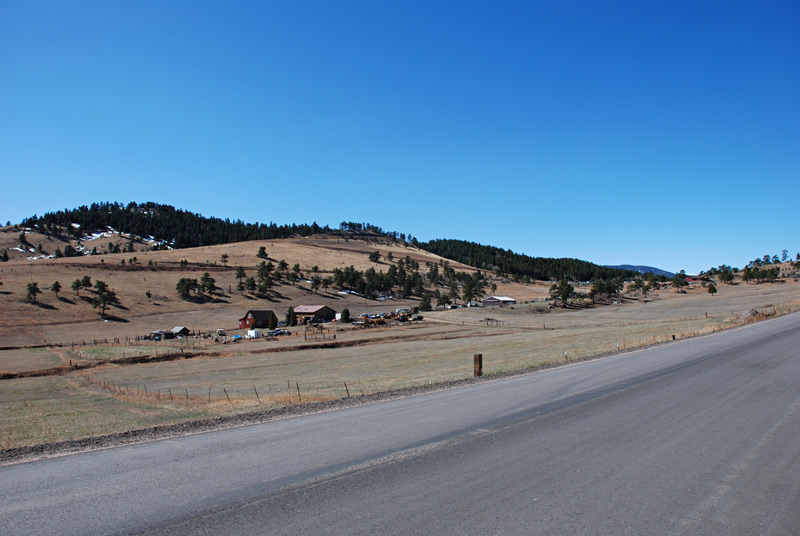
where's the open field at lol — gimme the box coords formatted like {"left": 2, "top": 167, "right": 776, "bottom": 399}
{"left": 2, "top": 257, "right": 798, "bottom": 449}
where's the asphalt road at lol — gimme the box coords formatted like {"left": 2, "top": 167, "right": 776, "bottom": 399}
{"left": 3, "top": 313, "right": 800, "bottom": 535}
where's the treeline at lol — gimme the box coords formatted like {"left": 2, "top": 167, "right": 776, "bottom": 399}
{"left": 419, "top": 239, "right": 636, "bottom": 282}
{"left": 19, "top": 202, "right": 634, "bottom": 282}
{"left": 21, "top": 202, "right": 346, "bottom": 249}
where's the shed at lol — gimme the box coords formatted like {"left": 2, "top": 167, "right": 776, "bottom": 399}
{"left": 149, "top": 329, "right": 175, "bottom": 341}
{"left": 171, "top": 326, "right": 190, "bottom": 337}
{"left": 294, "top": 305, "right": 336, "bottom": 324}
{"left": 482, "top": 296, "right": 517, "bottom": 307}
{"left": 239, "top": 310, "right": 277, "bottom": 329}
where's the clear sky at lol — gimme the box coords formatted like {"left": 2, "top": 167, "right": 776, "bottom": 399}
{"left": 1, "top": 1, "right": 798, "bottom": 274}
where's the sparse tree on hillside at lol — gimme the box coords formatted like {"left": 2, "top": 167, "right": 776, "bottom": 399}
{"left": 719, "top": 271, "right": 734, "bottom": 284}
{"left": 278, "top": 260, "right": 288, "bottom": 274}
{"left": 627, "top": 280, "right": 643, "bottom": 295}
{"left": 708, "top": 283, "right": 717, "bottom": 296}
{"left": 80, "top": 275, "right": 92, "bottom": 290}
{"left": 200, "top": 272, "right": 216, "bottom": 295}
{"left": 340, "top": 308, "right": 351, "bottom": 323}
{"left": 245, "top": 277, "right": 257, "bottom": 292}
{"left": 50, "top": 281, "right": 61, "bottom": 297}
{"left": 71, "top": 279, "right": 82, "bottom": 295}
{"left": 94, "top": 280, "right": 108, "bottom": 294}
{"left": 672, "top": 272, "right": 688, "bottom": 289}
{"left": 26, "top": 282, "right": 41, "bottom": 303}
{"left": 235, "top": 266, "right": 246, "bottom": 281}
{"left": 92, "top": 288, "right": 116, "bottom": 315}
{"left": 642, "top": 281, "right": 656, "bottom": 297}
{"left": 420, "top": 294, "right": 432, "bottom": 311}
{"left": 257, "top": 277, "right": 272, "bottom": 295}
{"left": 257, "top": 246, "right": 268, "bottom": 259}
{"left": 311, "top": 276, "right": 321, "bottom": 293}
{"left": 145, "top": 290, "right": 152, "bottom": 302}
{"left": 742, "top": 266, "right": 754, "bottom": 284}
{"left": 550, "top": 279, "right": 575, "bottom": 307}
{"left": 369, "top": 251, "right": 380, "bottom": 263}
{"left": 781, "top": 249, "right": 789, "bottom": 262}
{"left": 176, "top": 277, "right": 198, "bottom": 298}
{"left": 220, "top": 254, "right": 228, "bottom": 266}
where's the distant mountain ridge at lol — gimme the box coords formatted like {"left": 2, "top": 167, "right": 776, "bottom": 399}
{"left": 605, "top": 265, "right": 674, "bottom": 278}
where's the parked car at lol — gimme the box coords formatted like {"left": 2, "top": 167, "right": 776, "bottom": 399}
{"left": 267, "top": 329, "right": 290, "bottom": 336}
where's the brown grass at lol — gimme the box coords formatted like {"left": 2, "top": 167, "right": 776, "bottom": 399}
{"left": 2, "top": 229, "right": 800, "bottom": 449}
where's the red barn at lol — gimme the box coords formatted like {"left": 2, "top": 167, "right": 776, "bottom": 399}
{"left": 239, "top": 310, "right": 277, "bottom": 329}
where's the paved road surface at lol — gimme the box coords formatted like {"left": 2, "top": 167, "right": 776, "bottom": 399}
{"left": 3, "top": 314, "right": 800, "bottom": 535}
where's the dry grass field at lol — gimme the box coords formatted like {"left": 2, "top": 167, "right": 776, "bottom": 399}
{"left": 2, "top": 227, "right": 799, "bottom": 449}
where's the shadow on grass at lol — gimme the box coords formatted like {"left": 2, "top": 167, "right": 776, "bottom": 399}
{"left": 58, "top": 296, "right": 75, "bottom": 304}
{"left": 100, "top": 314, "right": 128, "bottom": 323}
{"left": 30, "top": 301, "right": 57, "bottom": 310}
{"left": 178, "top": 295, "right": 230, "bottom": 305}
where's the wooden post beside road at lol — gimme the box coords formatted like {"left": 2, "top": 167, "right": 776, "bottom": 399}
{"left": 474, "top": 353, "right": 483, "bottom": 377}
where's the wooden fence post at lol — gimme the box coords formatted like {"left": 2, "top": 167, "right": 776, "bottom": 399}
{"left": 474, "top": 353, "right": 483, "bottom": 377}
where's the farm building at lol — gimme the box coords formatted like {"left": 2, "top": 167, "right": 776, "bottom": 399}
{"left": 149, "top": 329, "right": 175, "bottom": 341}
{"left": 172, "top": 326, "right": 190, "bottom": 337}
{"left": 482, "top": 296, "right": 517, "bottom": 307}
{"left": 239, "top": 310, "right": 278, "bottom": 329}
{"left": 294, "top": 305, "right": 336, "bottom": 324}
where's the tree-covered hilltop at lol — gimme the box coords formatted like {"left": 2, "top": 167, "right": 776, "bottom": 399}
{"left": 21, "top": 202, "right": 349, "bottom": 248}
{"left": 19, "top": 202, "right": 634, "bottom": 282}
{"left": 419, "top": 239, "right": 636, "bottom": 282}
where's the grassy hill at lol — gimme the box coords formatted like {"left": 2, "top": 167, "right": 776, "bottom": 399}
{"left": 0, "top": 227, "right": 553, "bottom": 347}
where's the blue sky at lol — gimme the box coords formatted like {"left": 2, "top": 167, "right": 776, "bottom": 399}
{"left": 1, "top": 1, "right": 798, "bottom": 274}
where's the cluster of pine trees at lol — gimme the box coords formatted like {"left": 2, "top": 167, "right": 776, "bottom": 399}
{"left": 20, "top": 202, "right": 632, "bottom": 283}
{"left": 419, "top": 239, "right": 635, "bottom": 282}
{"left": 21, "top": 202, "right": 340, "bottom": 249}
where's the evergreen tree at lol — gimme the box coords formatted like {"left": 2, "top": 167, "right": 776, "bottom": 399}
{"left": 92, "top": 288, "right": 116, "bottom": 315}
{"left": 420, "top": 294, "right": 432, "bottom": 311}
{"left": 26, "top": 282, "right": 41, "bottom": 303}
{"left": 50, "top": 281, "right": 62, "bottom": 297}
{"left": 549, "top": 279, "right": 575, "bottom": 307}
{"left": 200, "top": 273, "right": 216, "bottom": 295}
{"left": 286, "top": 306, "right": 297, "bottom": 326}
